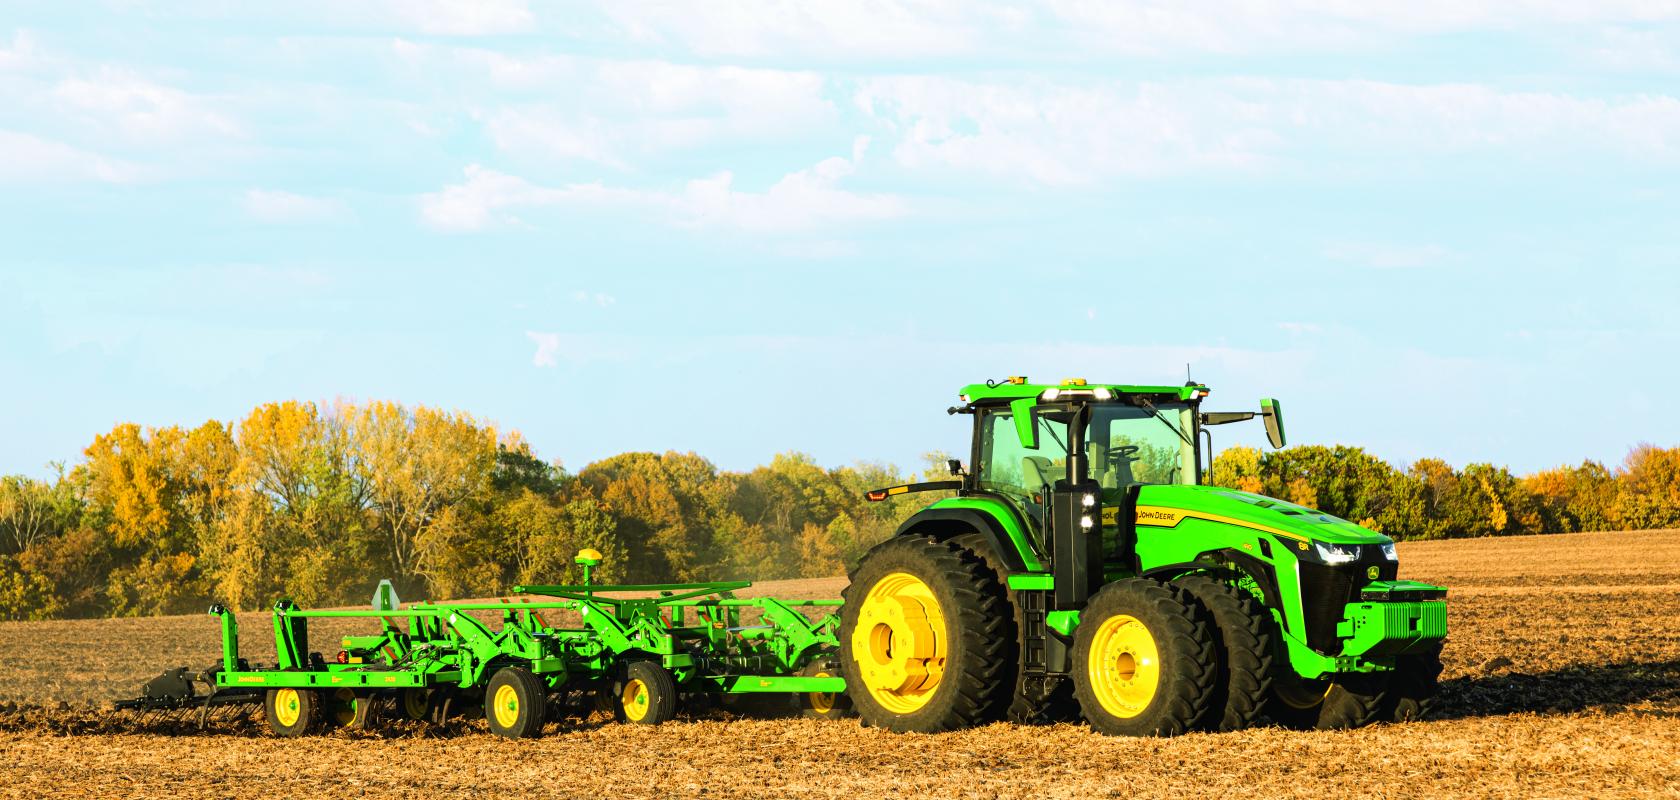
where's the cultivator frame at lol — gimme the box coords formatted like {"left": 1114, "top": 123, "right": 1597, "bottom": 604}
{"left": 118, "top": 551, "right": 847, "bottom": 738}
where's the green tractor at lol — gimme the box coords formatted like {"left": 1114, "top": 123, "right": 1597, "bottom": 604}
{"left": 843, "top": 377, "right": 1446, "bottom": 736}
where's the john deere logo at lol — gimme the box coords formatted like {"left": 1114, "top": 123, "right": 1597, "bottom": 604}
{"left": 1367, "top": 566, "right": 1380, "bottom": 580}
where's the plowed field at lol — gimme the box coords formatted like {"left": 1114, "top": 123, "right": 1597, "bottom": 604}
{"left": 2, "top": 530, "right": 1677, "bottom": 799}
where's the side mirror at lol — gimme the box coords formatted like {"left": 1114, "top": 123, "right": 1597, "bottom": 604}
{"left": 947, "top": 458, "right": 965, "bottom": 476}
{"left": 1261, "top": 398, "right": 1286, "bottom": 449}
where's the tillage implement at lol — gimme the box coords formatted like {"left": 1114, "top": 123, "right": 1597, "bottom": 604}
{"left": 116, "top": 550, "right": 849, "bottom": 737}
{"left": 846, "top": 377, "right": 1448, "bottom": 735}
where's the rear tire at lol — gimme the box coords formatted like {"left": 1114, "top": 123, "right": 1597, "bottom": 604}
{"left": 616, "top": 661, "right": 678, "bottom": 725}
{"left": 840, "top": 534, "right": 1012, "bottom": 733}
{"left": 1072, "top": 579, "right": 1218, "bottom": 737}
{"left": 950, "top": 532, "right": 1078, "bottom": 724}
{"left": 1173, "top": 574, "right": 1273, "bottom": 732}
{"left": 486, "top": 666, "right": 548, "bottom": 739}
{"left": 1268, "top": 669, "right": 1388, "bottom": 730}
{"left": 1381, "top": 642, "right": 1445, "bottom": 722}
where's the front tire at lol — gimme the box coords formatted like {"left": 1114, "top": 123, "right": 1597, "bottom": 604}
{"left": 1381, "top": 642, "right": 1444, "bottom": 722}
{"left": 1173, "top": 574, "right": 1273, "bottom": 732}
{"left": 1268, "top": 669, "right": 1388, "bottom": 730}
{"left": 839, "top": 535, "right": 1012, "bottom": 733}
{"left": 1072, "top": 579, "right": 1218, "bottom": 737}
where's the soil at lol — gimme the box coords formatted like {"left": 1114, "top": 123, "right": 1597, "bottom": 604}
{"left": 1, "top": 532, "right": 1677, "bottom": 799}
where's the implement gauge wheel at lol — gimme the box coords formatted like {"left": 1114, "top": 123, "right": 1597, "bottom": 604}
{"left": 1072, "top": 579, "right": 1218, "bottom": 737}
{"left": 616, "top": 661, "right": 678, "bottom": 725}
{"left": 485, "top": 666, "right": 548, "bottom": 739}
{"left": 265, "top": 687, "right": 321, "bottom": 737}
{"left": 798, "top": 657, "right": 854, "bottom": 720}
{"left": 839, "top": 534, "right": 1012, "bottom": 733}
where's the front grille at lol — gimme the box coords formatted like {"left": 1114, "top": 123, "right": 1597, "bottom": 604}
{"left": 1298, "top": 558, "right": 1397, "bottom": 653}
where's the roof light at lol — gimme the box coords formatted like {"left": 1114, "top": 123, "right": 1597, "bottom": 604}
{"left": 960, "top": 394, "right": 971, "bottom": 403}
{"left": 1041, "top": 388, "right": 1061, "bottom": 400}
{"left": 1061, "top": 378, "right": 1087, "bottom": 386}
{"left": 1093, "top": 387, "right": 1113, "bottom": 400}
{"left": 1007, "top": 376, "right": 1028, "bottom": 385}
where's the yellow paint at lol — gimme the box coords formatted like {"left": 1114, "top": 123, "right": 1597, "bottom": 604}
{"left": 1132, "top": 505, "right": 1309, "bottom": 542}
{"left": 621, "top": 679, "right": 650, "bottom": 722}
{"left": 887, "top": 485, "right": 909, "bottom": 496}
{"left": 273, "top": 688, "right": 301, "bottom": 728}
{"left": 808, "top": 670, "right": 837, "bottom": 715}
{"left": 493, "top": 683, "right": 521, "bottom": 729}
{"left": 850, "top": 571, "right": 948, "bottom": 714}
{"left": 1086, "top": 614, "right": 1160, "bottom": 719}
{"left": 237, "top": 676, "right": 265, "bottom": 684}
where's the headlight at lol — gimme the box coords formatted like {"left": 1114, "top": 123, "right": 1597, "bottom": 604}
{"left": 1380, "top": 542, "right": 1398, "bottom": 562}
{"left": 1313, "top": 542, "right": 1362, "bottom": 564}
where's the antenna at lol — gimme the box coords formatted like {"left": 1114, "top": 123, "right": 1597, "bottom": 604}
{"left": 1186, "top": 363, "right": 1192, "bottom": 382}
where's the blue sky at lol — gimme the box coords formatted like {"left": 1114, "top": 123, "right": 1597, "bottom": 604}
{"left": 2, "top": 1, "right": 1678, "bottom": 479}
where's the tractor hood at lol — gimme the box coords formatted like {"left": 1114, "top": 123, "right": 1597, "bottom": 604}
{"left": 1132, "top": 484, "right": 1390, "bottom": 547}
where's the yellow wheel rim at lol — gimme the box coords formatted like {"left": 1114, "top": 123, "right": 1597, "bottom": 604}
{"left": 493, "top": 684, "right": 520, "bottom": 729}
{"left": 850, "top": 572, "right": 947, "bottom": 714}
{"left": 808, "top": 670, "right": 835, "bottom": 714}
{"left": 621, "top": 679, "right": 650, "bottom": 722}
{"left": 1087, "top": 614, "right": 1161, "bottom": 719}
{"left": 332, "top": 689, "right": 357, "bottom": 726}
{"left": 274, "top": 688, "right": 301, "bottom": 728}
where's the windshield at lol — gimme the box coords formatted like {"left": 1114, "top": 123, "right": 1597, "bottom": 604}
{"left": 1087, "top": 402, "right": 1198, "bottom": 489}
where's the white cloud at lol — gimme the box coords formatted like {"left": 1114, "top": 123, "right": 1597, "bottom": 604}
{"left": 52, "top": 67, "right": 238, "bottom": 145}
{"left": 526, "top": 331, "right": 560, "bottom": 367}
{"left": 857, "top": 76, "right": 1680, "bottom": 185}
{"left": 243, "top": 189, "right": 351, "bottom": 224}
{"left": 0, "top": 129, "right": 142, "bottom": 183}
{"left": 593, "top": 0, "right": 1680, "bottom": 59}
{"left": 419, "top": 139, "right": 908, "bottom": 234}
{"left": 1324, "top": 241, "right": 1454, "bottom": 269}
{"left": 571, "top": 291, "right": 616, "bottom": 307}
{"left": 378, "top": 0, "right": 534, "bottom": 35}
{"left": 595, "top": 0, "right": 992, "bottom": 59}
{"left": 386, "top": 42, "right": 834, "bottom": 165}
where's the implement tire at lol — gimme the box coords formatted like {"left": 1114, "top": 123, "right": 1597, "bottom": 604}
{"left": 1380, "top": 642, "right": 1445, "bottom": 722}
{"left": 616, "top": 661, "right": 678, "bottom": 726}
{"left": 1268, "top": 669, "right": 1388, "bottom": 730}
{"left": 949, "top": 532, "right": 1077, "bottom": 724}
{"left": 1173, "top": 574, "right": 1274, "bottom": 732}
{"left": 840, "top": 534, "right": 1012, "bottom": 733}
{"left": 1073, "top": 579, "right": 1218, "bottom": 737}
{"left": 265, "top": 688, "right": 321, "bottom": 737}
{"left": 486, "top": 666, "right": 548, "bottom": 739}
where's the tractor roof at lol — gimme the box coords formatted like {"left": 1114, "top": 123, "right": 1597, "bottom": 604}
{"left": 958, "top": 377, "right": 1209, "bottom": 405}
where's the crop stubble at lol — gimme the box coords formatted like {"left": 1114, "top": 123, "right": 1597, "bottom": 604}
{"left": 0, "top": 531, "right": 1676, "bottom": 799}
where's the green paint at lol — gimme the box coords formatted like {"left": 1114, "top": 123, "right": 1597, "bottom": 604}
{"left": 926, "top": 496, "right": 1044, "bottom": 571}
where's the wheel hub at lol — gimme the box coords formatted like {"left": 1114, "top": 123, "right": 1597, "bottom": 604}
{"left": 851, "top": 572, "right": 947, "bottom": 713}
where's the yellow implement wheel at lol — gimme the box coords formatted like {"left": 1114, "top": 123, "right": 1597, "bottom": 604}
{"left": 484, "top": 666, "right": 547, "bottom": 739}
{"left": 274, "top": 689, "right": 302, "bottom": 727}
{"left": 850, "top": 571, "right": 948, "bottom": 714}
{"left": 264, "top": 687, "right": 319, "bottom": 737}
{"left": 807, "top": 673, "right": 835, "bottom": 715}
{"left": 493, "top": 683, "right": 521, "bottom": 730}
{"left": 797, "top": 657, "right": 854, "bottom": 720}
{"left": 1086, "top": 614, "right": 1162, "bottom": 719}
{"left": 616, "top": 661, "right": 677, "bottom": 725}
{"left": 621, "top": 679, "right": 650, "bottom": 722}
{"left": 329, "top": 688, "right": 358, "bottom": 728}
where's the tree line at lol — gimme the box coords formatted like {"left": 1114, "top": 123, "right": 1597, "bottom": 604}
{"left": 1, "top": 399, "right": 1676, "bottom": 620}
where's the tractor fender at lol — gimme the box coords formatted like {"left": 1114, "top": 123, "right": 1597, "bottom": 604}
{"left": 1140, "top": 549, "right": 1283, "bottom": 612}
{"left": 894, "top": 507, "right": 1031, "bottom": 573}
